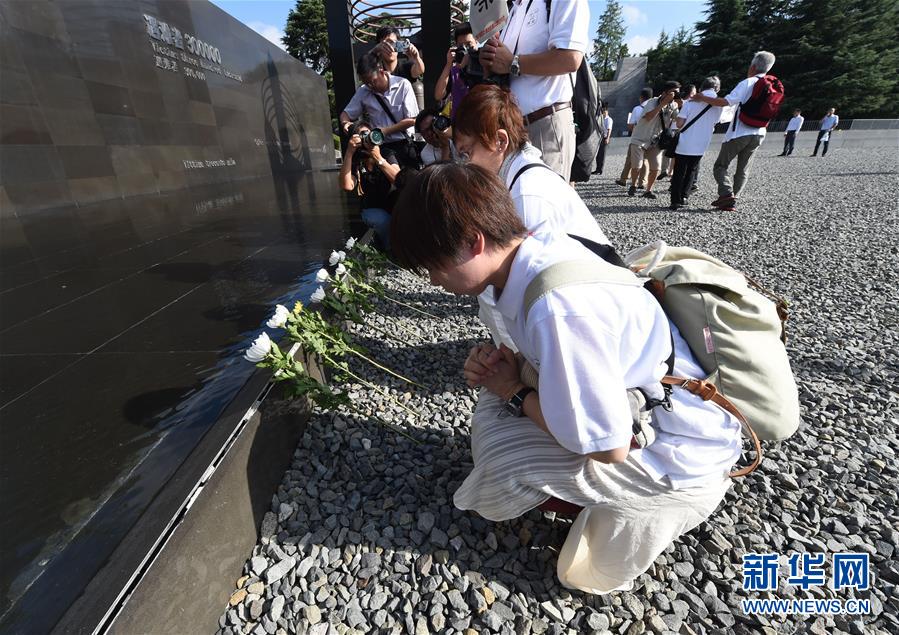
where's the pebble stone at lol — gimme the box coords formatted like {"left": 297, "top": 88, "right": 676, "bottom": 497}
{"left": 218, "top": 150, "right": 898, "bottom": 635}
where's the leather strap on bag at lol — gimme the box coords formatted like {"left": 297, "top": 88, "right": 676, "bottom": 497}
{"left": 662, "top": 375, "right": 762, "bottom": 477}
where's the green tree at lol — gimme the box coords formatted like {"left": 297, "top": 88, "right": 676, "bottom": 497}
{"left": 591, "top": 0, "right": 627, "bottom": 80}
{"left": 451, "top": 0, "right": 469, "bottom": 25}
{"left": 282, "top": 0, "right": 336, "bottom": 125}
{"left": 781, "top": 0, "right": 899, "bottom": 118}
{"left": 643, "top": 0, "right": 899, "bottom": 118}
{"left": 691, "top": 0, "right": 753, "bottom": 90}
{"left": 282, "top": 0, "right": 329, "bottom": 73}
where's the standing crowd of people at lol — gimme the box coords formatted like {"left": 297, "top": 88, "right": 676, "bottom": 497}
{"left": 329, "top": 0, "right": 812, "bottom": 597}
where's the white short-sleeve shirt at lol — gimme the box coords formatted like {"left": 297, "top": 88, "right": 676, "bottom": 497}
{"left": 675, "top": 89, "right": 723, "bottom": 156}
{"left": 490, "top": 233, "right": 742, "bottom": 488}
{"left": 785, "top": 115, "right": 804, "bottom": 132}
{"left": 499, "top": 0, "right": 590, "bottom": 116}
{"left": 628, "top": 104, "right": 644, "bottom": 126}
{"left": 820, "top": 114, "right": 839, "bottom": 130}
{"left": 722, "top": 74, "right": 767, "bottom": 142}
{"left": 342, "top": 75, "right": 419, "bottom": 142}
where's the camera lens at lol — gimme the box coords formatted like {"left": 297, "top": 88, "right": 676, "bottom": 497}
{"left": 454, "top": 46, "right": 465, "bottom": 64}
{"left": 433, "top": 115, "right": 451, "bottom": 132}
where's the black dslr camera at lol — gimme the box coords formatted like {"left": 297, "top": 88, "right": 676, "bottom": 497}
{"left": 346, "top": 123, "right": 384, "bottom": 150}
{"left": 457, "top": 46, "right": 510, "bottom": 89}
{"left": 433, "top": 114, "right": 451, "bottom": 132}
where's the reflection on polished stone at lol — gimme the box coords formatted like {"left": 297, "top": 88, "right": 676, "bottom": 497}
{"left": 0, "top": 0, "right": 348, "bottom": 630}
{"left": 0, "top": 172, "right": 359, "bottom": 632}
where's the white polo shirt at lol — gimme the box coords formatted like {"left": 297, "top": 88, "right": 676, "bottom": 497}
{"left": 490, "top": 233, "right": 742, "bottom": 489}
{"left": 479, "top": 148, "right": 610, "bottom": 349}
{"left": 674, "top": 89, "right": 722, "bottom": 156}
{"left": 785, "top": 115, "right": 804, "bottom": 132}
{"left": 342, "top": 75, "right": 419, "bottom": 142}
{"left": 722, "top": 74, "right": 767, "bottom": 142}
{"left": 628, "top": 103, "right": 644, "bottom": 127}
{"left": 499, "top": 0, "right": 590, "bottom": 116}
{"left": 601, "top": 114, "right": 613, "bottom": 137}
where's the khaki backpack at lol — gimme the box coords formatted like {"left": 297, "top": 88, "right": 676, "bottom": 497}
{"left": 624, "top": 241, "right": 800, "bottom": 442}
{"left": 521, "top": 237, "right": 801, "bottom": 477}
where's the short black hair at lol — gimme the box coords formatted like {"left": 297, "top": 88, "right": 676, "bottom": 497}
{"left": 415, "top": 107, "right": 440, "bottom": 133}
{"left": 356, "top": 52, "right": 384, "bottom": 79}
{"left": 661, "top": 80, "right": 681, "bottom": 93}
{"left": 640, "top": 87, "right": 653, "bottom": 101}
{"left": 453, "top": 22, "right": 473, "bottom": 40}
{"left": 375, "top": 26, "right": 400, "bottom": 42}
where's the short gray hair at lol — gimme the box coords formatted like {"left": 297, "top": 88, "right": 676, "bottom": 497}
{"left": 751, "top": 51, "right": 775, "bottom": 73}
{"left": 701, "top": 75, "right": 721, "bottom": 92}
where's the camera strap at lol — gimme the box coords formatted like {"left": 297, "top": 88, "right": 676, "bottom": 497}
{"left": 502, "top": 0, "right": 536, "bottom": 57}
{"left": 678, "top": 104, "right": 713, "bottom": 135}
{"left": 371, "top": 91, "right": 407, "bottom": 138}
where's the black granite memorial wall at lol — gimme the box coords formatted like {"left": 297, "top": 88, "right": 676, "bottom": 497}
{"left": 0, "top": 1, "right": 351, "bottom": 632}
{"left": 0, "top": 0, "right": 333, "bottom": 212}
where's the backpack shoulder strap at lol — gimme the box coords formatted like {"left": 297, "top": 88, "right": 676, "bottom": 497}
{"left": 509, "top": 161, "right": 555, "bottom": 189}
{"left": 523, "top": 257, "right": 640, "bottom": 319}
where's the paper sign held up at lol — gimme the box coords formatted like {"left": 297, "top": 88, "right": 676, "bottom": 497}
{"left": 470, "top": 0, "right": 509, "bottom": 44}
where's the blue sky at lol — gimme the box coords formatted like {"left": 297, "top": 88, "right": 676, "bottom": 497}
{"left": 210, "top": 0, "right": 708, "bottom": 57}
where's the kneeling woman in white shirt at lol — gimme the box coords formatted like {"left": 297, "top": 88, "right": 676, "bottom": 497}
{"left": 452, "top": 84, "right": 608, "bottom": 245}
{"left": 389, "top": 163, "right": 742, "bottom": 594}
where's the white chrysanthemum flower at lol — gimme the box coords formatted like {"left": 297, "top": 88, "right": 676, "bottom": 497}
{"left": 243, "top": 332, "right": 273, "bottom": 362}
{"left": 337, "top": 250, "right": 346, "bottom": 262}
{"left": 310, "top": 286, "right": 326, "bottom": 303}
{"left": 328, "top": 250, "right": 341, "bottom": 266}
{"left": 265, "top": 304, "right": 290, "bottom": 329}
{"left": 315, "top": 268, "right": 330, "bottom": 283}
{"left": 345, "top": 236, "right": 356, "bottom": 249}
{"left": 335, "top": 263, "right": 346, "bottom": 277}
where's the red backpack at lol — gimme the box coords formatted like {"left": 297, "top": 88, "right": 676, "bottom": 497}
{"left": 737, "top": 74, "right": 785, "bottom": 128}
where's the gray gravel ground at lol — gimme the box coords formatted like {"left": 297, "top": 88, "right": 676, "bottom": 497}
{"left": 218, "top": 148, "right": 898, "bottom": 635}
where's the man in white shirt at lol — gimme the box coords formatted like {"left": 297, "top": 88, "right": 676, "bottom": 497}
{"left": 812, "top": 108, "right": 839, "bottom": 157}
{"left": 616, "top": 88, "right": 653, "bottom": 187}
{"left": 779, "top": 109, "right": 804, "bottom": 156}
{"left": 479, "top": 0, "right": 590, "bottom": 181}
{"left": 692, "top": 51, "right": 776, "bottom": 212}
{"left": 414, "top": 108, "right": 455, "bottom": 165}
{"left": 339, "top": 53, "right": 420, "bottom": 168}
{"left": 669, "top": 76, "right": 723, "bottom": 210}
{"left": 592, "top": 105, "right": 613, "bottom": 175}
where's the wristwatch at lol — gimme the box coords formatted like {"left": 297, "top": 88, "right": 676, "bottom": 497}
{"left": 510, "top": 54, "right": 521, "bottom": 77}
{"left": 501, "top": 386, "right": 535, "bottom": 418}
{"left": 377, "top": 157, "right": 386, "bottom": 167}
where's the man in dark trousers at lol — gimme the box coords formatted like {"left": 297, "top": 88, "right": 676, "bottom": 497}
{"left": 812, "top": 108, "right": 839, "bottom": 157}
{"left": 592, "top": 105, "right": 613, "bottom": 175}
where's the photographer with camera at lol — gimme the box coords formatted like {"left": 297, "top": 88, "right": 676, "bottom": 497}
{"left": 338, "top": 119, "right": 400, "bottom": 250}
{"left": 478, "top": 0, "right": 591, "bottom": 181}
{"left": 373, "top": 26, "right": 424, "bottom": 84}
{"left": 339, "top": 53, "right": 420, "bottom": 170}
{"left": 434, "top": 22, "right": 478, "bottom": 116}
{"left": 372, "top": 26, "right": 425, "bottom": 110}
{"left": 626, "top": 81, "right": 681, "bottom": 200}
{"left": 415, "top": 108, "right": 456, "bottom": 166}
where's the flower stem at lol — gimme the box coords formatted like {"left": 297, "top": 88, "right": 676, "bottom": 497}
{"left": 319, "top": 332, "right": 424, "bottom": 389}
{"left": 322, "top": 354, "right": 420, "bottom": 420}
